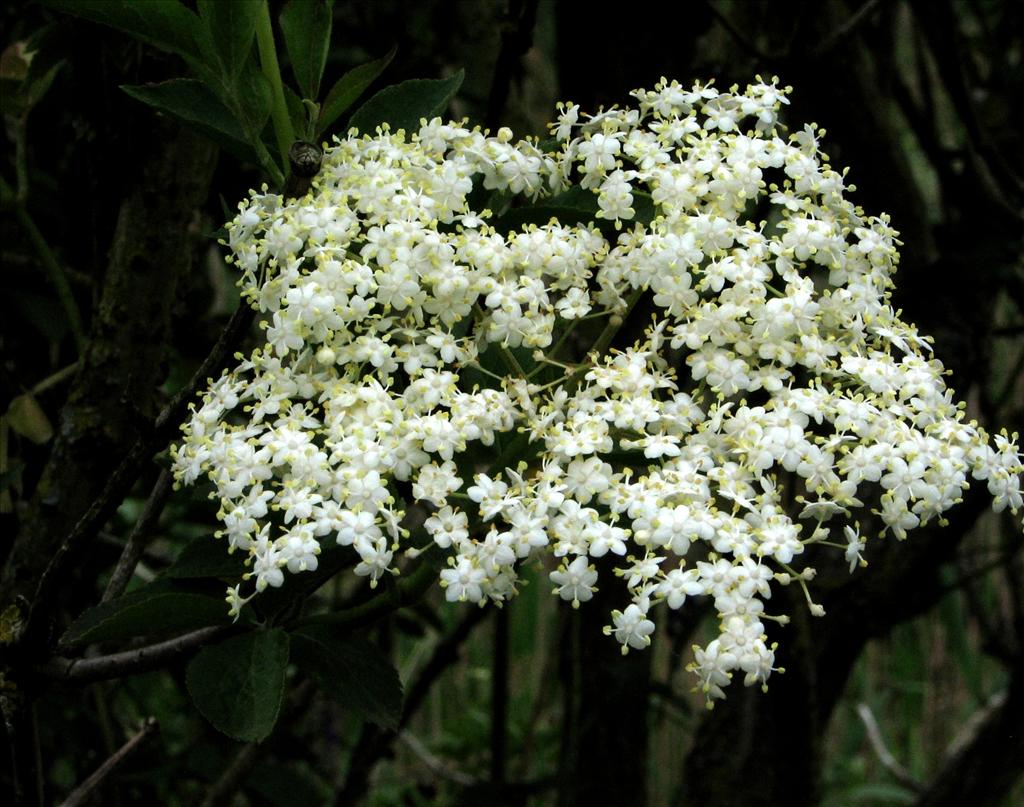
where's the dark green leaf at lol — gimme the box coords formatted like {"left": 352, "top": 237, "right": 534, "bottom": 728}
{"left": 121, "top": 79, "right": 256, "bottom": 163}
{"left": 186, "top": 629, "right": 290, "bottom": 741}
{"left": 0, "top": 461, "right": 25, "bottom": 492}
{"left": 0, "top": 31, "right": 65, "bottom": 117}
{"left": 348, "top": 69, "right": 464, "bottom": 136}
{"left": 23, "top": 22, "right": 74, "bottom": 88}
{"left": 279, "top": 0, "right": 333, "bottom": 99}
{"left": 61, "top": 580, "right": 229, "bottom": 646}
{"left": 492, "top": 186, "right": 655, "bottom": 235}
{"left": 492, "top": 204, "right": 598, "bottom": 235}
{"left": 290, "top": 624, "right": 402, "bottom": 729}
{"left": 282, "top": 84, "right": 307, "bottom": 142}
{"left": 228, "top": 62, "right": 273, "bottom": 145}
{"left": 12, "top": 290, "right": 68, "bottom": 342}
{"left": 252, "top": 543, "right": 356, "bottom": 619}
{"left": 316, "top": 45, "right": 396, "bottom": 136}
{"left": 22, "top": 60, "right": 63, "bottom": 110}
{"left": 43, "top": 0, "right": 209, "bottom": 66}
{"left": 197, "top": 0, "right": 260, "bottom": 81}
{"left": 163, "top": 535, "right": 249, "bottom": 580}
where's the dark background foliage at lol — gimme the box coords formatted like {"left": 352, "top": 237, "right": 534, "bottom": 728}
{"left": 1, "top": 1, "right": 1022, "bottom": 806}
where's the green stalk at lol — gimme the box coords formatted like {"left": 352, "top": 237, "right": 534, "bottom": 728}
{"left": 250, "top": 135, "right": 286, "bottom": 190}
{"left": 14, "top": 117, "right": 28, "bottom": 205}
{"left": 30, "top": 362, "right": 80, "bottom": 396}
{"left": 591, "top": 287, "right": 644, "bottom": 358}
{"left": 254, "top": 1, "right": 295, "bottom": 171}
{"left": 13, "top": 204, "right": 86, "bottom": 354}
{"left": 296, "top": 549, "right": 440, "bottom": 631}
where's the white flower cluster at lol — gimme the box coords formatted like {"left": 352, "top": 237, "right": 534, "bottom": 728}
{"left": 173, "top": 77, "right": 1023, "bottom": 702}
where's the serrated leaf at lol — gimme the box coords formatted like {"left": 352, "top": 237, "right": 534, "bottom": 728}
{"left": 61, "top": 580, "right": 229, "bottom": 646}
{"left": 43, "top": 0, "right": 209, "bottom": 67}
{"left": 290, "top": 624, "right": 402, "bottom": 729}
{"left": 197, "top": 0, "right": 260, "bottom": 81}
{"left": 348, "top": 69, "right": 464, "bottom": 136}
{"left": 186, "top": 629, "right": 290, "bottom": 742}
{"left": 120, "top": 78, "right": 257, "bottom": 164}
{"left": 316, "top": 45, "right": 396, "bottom": 136}
{"left": 279, "top": 0, "right": 333, "bottom": 99}
{"left": 163, "top": 535, "right": 249, "bottom": 580}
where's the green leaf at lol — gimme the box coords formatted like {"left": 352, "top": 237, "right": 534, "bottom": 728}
{"left": 279, "top": 0, "right": 334, "bottom": 99}
{"left": 43, "top": 0, "right": 209, "bottom": 66}
{"left": 186, "top": 628, "right": 290, "bottom": 742}
{"left": 282, "top": 84, "right": 307, "bottom": 142}
{"left": 61, "top": 580, "right": 229, "bottom": 646}
{"left": 12, "top": 290, "right": 68, "bottom": 342}
{"left": 197, "top": 0, "right": 260, "bottom": 81}
{"left": 492, "top": 186, "right": 656, "bottom": 236}
{"left": 1, "top": 33, "right": 65, "bottom": 117}
{"left": 0, "top": 461, "right": 25, "bottom": 492}
{"left": 5, "top": 393, "right": 53, "bottom": 444}
{"left": 290, "top": 624, "right": 402, "bottom": 729}
{"left": 315, "top": 45, "right": 396, "bottom": 136}
{"left": 121, "top": 79, "right": 255, "bottom": 163}
{"left": 348, "top": 69, "right": 464, "bottom": 136}
{"left": 227, "top": 62, "right": 273, "bottom": 146}
{"left": 163, "top": 536, "right": 249, "bottom": 580}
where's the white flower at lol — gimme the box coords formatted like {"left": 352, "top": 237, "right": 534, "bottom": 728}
{"left": 844, "top": 523, "right": 867, "bottom": 573}
{"left": 173, "top": 77, "right": 1023, "bottom": 703}
{"left": 605, "top": 604, "right": 655, "bottom": 653}
{"left": 440, "top": 557, "right": 486, "bottom": 603}
{"left": 550, "top": 556, "right": 598, "bottom": 608}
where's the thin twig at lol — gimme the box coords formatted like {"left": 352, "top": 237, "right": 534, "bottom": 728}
{"left": 402, "top": 606, "right": 490, "bottom": 726}
{"left": 810, "top": 0, "right": 884, "bottom": 58}
{"left": 702, "top": 0, "right": 771, "bottom": 62}
{"left": 198, "top": 742, "right": 261, "bottom": 807}
{"left": 398, "top": 731, "right": 476, "bottom": 786}
{"left": 42, "top": 626, "right": 230, "bottom": 684}
{"left": 855, "top": 702, "right": 924, "bottom": 793}
{"left": 334, "top": 607, "right": 489, "bottom": 805}
{"left": 58, "top": 718, "right": 159, "bottom": 807}
{"left": 943, "top": 690, "right": 1007, "bottom": 760}
{"left": 102, "top": 469, "right": 173, "bottom": 602}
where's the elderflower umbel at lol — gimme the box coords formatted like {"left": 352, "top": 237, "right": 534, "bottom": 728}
{"left": 174, "top": 76, "right": 1023, "bottom": 703}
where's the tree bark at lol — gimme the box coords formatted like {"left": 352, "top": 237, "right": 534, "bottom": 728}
{"left": 2, "top": 123, "right": 217, "bottom": 644}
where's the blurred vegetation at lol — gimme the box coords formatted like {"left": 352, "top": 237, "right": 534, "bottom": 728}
{"left": 1, "top": 1, "right": 1022, "bottom": 806}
